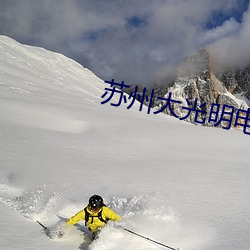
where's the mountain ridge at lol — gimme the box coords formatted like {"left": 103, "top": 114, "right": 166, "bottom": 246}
{"left": 124, "top": 48, "right": 249, "bottom": 130}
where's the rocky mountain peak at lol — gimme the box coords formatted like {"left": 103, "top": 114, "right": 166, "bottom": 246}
{"left": 155, "top": 48, "right": 249, "bottom": 129}
{"left": 177, "top": 48, "right": 210, "bottom": 78}
{"left": 123, "top": 48, "right": 249, "bottom": 130}
{"left": 216, "top": 66, "right": 250, "bottom": 100}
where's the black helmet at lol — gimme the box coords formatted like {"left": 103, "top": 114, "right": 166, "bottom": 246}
{"left": 89, "top": 195, "right": 104, "bottom": 210}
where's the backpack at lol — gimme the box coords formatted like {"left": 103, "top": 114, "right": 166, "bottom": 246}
{"left": 84, "top": 206, "right": 109, "bottom": 226}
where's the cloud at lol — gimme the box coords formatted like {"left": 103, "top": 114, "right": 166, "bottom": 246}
{"left": 209, "top": 4, "right": 250, "bottom": 69}
{"left": 0, "top": 0, "right": 249, "bottom": 86}
{"left": 200, "top": 18, "right": 240, "bottom": 45}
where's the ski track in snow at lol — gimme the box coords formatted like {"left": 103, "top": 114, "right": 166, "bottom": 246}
{"left": 0, "top": 99, "right": 91, "bottom": 134}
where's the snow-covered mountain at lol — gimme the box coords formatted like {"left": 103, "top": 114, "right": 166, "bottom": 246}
{"left": 161, "top": 49, "right": 249, "bottom": 127}
{"left": 0, "top": 36, "right": 250, "bottom": 250}
{"left": 217, "top": 65, "right": 250, "bottom": 100}
{"left": 126, "top": 49, "right": 250, "bottom": 131}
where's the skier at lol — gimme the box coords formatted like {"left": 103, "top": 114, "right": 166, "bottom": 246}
{"left": 66, "top": 194, "right": 121, "bottom": 239}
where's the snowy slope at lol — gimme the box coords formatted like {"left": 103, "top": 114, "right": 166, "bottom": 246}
{"left": 0, "top": 36, "right": 249, "bottom": 250}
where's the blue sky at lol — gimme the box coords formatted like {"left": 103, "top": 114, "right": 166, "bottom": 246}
{"left": 0, "top": 0, "right": 249, "bottom": 86}
{"left": 206, "top": 0, "right": 249, "bottom": 28}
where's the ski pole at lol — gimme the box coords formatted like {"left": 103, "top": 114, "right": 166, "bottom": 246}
{"left": 122, "top": 227, "right": 180, "bottom": 250}
{"left": 37, "top": 220, "right": 48, "bottom": 231}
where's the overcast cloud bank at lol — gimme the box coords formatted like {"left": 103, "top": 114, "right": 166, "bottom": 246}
{"left": 0, "top": 0, "right": 249, "bottom": 86}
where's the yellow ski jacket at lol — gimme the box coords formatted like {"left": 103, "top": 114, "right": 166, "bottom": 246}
{"left": 67, "top": 206, "right": 121, "bottom": 233}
